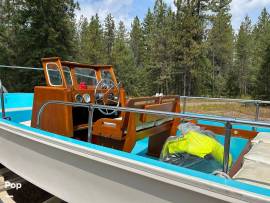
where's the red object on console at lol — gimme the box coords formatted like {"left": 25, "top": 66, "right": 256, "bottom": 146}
{"left": 79, "top": 82, "right": 87, "bottom": 90}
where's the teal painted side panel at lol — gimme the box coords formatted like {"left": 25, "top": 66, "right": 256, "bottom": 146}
{"left": 0, "top": 93, "right": 33, "bottom": 122}
{"left": 2, "top": 110, "right": 32, "bottom": 123}
{"left": 0, "top": 93, "right": 33, "bottom": 109}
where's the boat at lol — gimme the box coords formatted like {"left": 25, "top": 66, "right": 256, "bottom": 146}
{"left": 0, "top": 57, "right": 270, "bottom": 202}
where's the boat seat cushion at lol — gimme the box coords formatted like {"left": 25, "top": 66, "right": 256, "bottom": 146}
{"left": 103, "top": 117, "right": 172, "bottom": 132}
{"left": 93, "top": 96, "right": 179, "bottom": 142}
{"left": 234, "top": 138, "right": 270, "bottom": 189}
{"left": 103, "top": 117, "right": 123, "bottom": 127}
{"left": 233, "top": 159, "right": 270, "bottom": 189}
{"left": 155, "top": 117, "right": 173, "bottom": 126}
{"left": 244, "top": 142, "right": 270, "bottom": 165}
{"left": 252, "top": 132, "right": 270, "bottom": 144}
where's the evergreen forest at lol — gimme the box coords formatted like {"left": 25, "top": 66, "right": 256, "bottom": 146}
{"left": 1, "top": 0, "right": 270, "bottom": 100}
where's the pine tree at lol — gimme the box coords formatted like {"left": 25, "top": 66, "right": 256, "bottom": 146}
{"left": 15, "top": 0, "right": 78, "bottom": 66}
{"left": 253, "top": 8, "right": 270, "bottom": 58}
{"left": 255, "top": 43, "right": 270, "bottom": 100}
{"left": 174, "top": 0, "right": 210, "bottom": 96}
{"left": 142, "top": 0, "right": 177, "bottom": 95}
{"left": 112, "top": 21, "right": 137, "bottom": 95}
{"left": 252, "top": 8, "right": 270, "bottom": 82}
{"left": 142, "top": 6, "right": 160, "bottom": 95}
{"left": 230, "top": 16, "right": 253, "bottom": 96}
{"left": 0, "top": 0, "right": 20, "bottom": 65}
{"left": 151, "top": 0, "right": 169, "bottom": 94}
{"left": 0, "top": 0, "right": 78, "bottom": 91}
{"left": 130, "top": 16, "right": 144, "bottom": 68}
{"left": 77, "top": 14, "right": 104, "bottom": 64}
{"left": 208, "top": 0, "right": 234, "bottom": 96}
{"left": 164, "top": 8, "right": 177, "bottom": 94}
{"left": 104, "top": 14, "right": 115, "bottom": 64}
{"left": 77, "top": 17, "right": 89, "bottom": 62}
{"left": 0, "top": 0, "right": 20, "bottom": 92}
{"left": 142, "top": 8, "right": 155, "bottom": 74}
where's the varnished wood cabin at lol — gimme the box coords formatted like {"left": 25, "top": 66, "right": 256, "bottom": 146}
{"left": 31, "top": 57, "right": 180, "bottom": 157}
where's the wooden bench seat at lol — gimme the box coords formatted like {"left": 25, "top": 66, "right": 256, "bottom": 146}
{"left": 92, "top": 96, "right": 180, "bottom": 157}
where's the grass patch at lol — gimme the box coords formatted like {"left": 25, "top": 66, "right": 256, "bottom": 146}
{"left": 181, "top": 100, "right": 270, "bottom": 121}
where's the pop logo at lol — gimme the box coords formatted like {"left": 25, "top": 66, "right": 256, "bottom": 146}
{"left": 4, "top": 181, "right": 22, "bottom": 190}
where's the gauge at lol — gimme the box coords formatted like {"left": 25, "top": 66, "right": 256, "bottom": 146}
{"left": 83, "top": 94, "right": 91, "bottom": 103}
{"left": 108, "top": 93, "right": 114, "bottom": 100}
{"left": 95, "top": 93, "right": 104, "bottom": 100}
{"left": 75, "top": 94, "right": 83, "bottom": 103}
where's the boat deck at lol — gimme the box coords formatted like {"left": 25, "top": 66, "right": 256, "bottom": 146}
{"left": 234, "top": 132, "right": 270, "bottom": 189}
{"left": 18, "top": 119, "right": 250, "bottom": 174}
{"left": 132, "top": 134, "right": 249, "bottom": 174}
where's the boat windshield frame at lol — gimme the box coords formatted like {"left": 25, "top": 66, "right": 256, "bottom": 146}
{"left": 41, "top": 57, "right": 118, "bottom": 89}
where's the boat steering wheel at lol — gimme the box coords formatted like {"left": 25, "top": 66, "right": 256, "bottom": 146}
{"left": 94, "top": 79, "right": 120, "bottom": 115}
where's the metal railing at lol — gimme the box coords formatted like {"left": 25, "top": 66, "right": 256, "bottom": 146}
{"left": 37, "top": 101, "right": 94, "bottom": 142}
{"left": 37, "top": 100, "right": 270, "bottom": 174}
{"left": 180, "top": 96, "right": 270, "bottom": 121}
{"left": 0, "top": 80, "right": 6, "bottom": 119}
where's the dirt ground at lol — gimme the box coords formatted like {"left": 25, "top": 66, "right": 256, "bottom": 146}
{"left": 0, "top": 165, "right": 65, "bottom": 203}
{"left": 181, "top": 99, "right": 270, "bottom": 121}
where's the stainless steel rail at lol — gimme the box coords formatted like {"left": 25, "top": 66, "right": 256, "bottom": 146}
{"left": 37, "top": 100, "right": 94, "bottom": 142}
{"left": 37, "top": 100, "right": 270, "bottom": 174}
{"left": 37, "top": 101, "right": 270, "bottom": 128}
{"left": 180, "top": 96, "right": 270, "bottom": 121}
{"left": 0, "top": 80, "right": 6, "bottom": 119}
{"left": 180, "top": 96, "right": 270, "bottom": 104}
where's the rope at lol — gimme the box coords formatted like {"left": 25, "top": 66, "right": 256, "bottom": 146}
{"left": 0, "top": 65, "right": 43, "bottom": 71}
{"left": 0, "top": 64, "right": 96, "bottom": 79}
{"left": 212, "top": 170, "right": 231, "bottom": 179}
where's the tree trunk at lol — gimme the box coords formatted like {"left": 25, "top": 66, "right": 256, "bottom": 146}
{"left": 188, "top": 72, "right": 192, "bottom": 96}
{"left": 183, "top": 72, "right": 187, "bottom": 96}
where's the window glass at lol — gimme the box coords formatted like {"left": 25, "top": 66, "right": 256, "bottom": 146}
{"left": 74, "top": 67, "right": 97, "bottom": 86}
{"left": 46, "top": 63, "right": 62, "bottom": 86}
{"left": 62, "top": 66, "right": 73, "bottom": 87}
{"left": 101, "top": 70, "right": 113, "bottom": 80}
{"left": 101, "top": 69, "right": 115, "bottom": 88}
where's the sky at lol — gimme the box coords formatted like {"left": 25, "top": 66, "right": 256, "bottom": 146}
{"left": 76, "top": 0, "right": 270, "bottom": 30}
